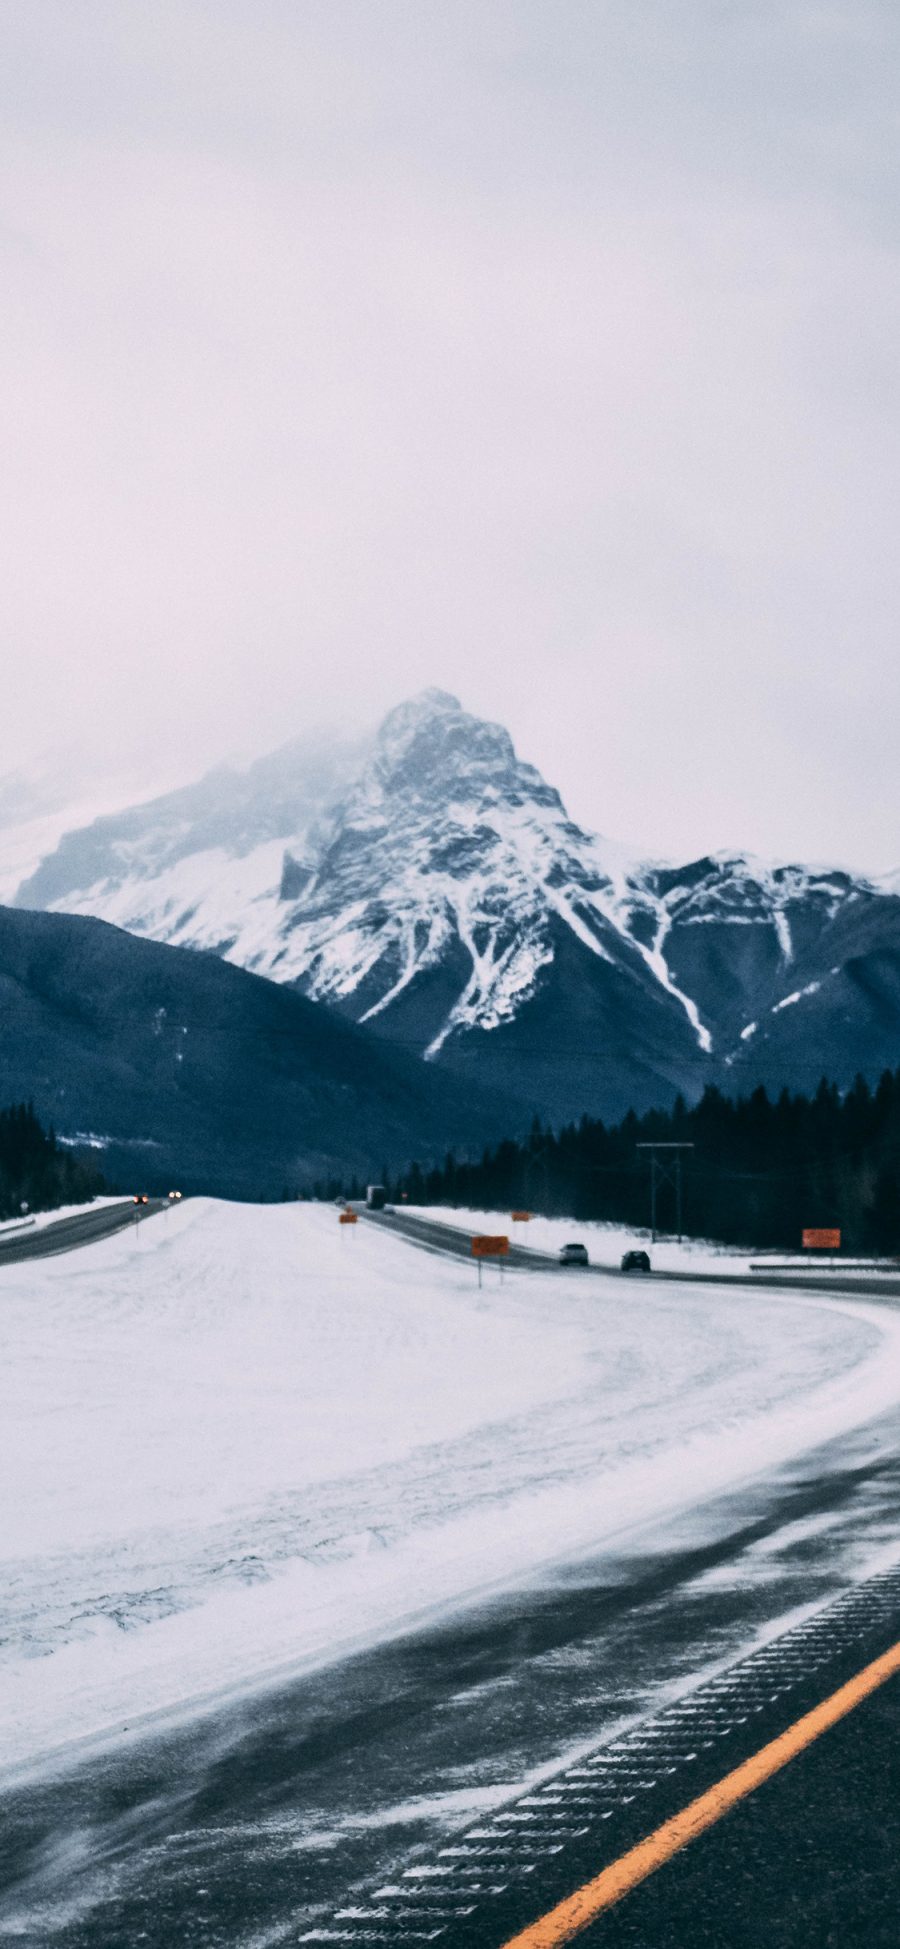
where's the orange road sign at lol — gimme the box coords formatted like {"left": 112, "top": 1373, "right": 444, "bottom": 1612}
{"left": 802, "top": 1227, "right": 841, "bottom": 1249}
{"left": 339, "top": 1210, "right": 358, "bottom": 1225}
{"left": 471, "top": 1234, "right": 509, "bottom": 1258}
{"left": 511, "top": 1210, "right": 531, "bottom": 1222}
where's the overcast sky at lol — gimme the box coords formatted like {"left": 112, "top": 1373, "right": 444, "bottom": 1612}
{"left": 2, "top": 2, "right": 898, "bottom": 868}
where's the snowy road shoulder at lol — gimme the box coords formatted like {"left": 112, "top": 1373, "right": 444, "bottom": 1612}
{"left": 0, "top": 1195, "right": 125, "bottom": 1238}
{"left": 410, "top": 1204, "right": 758, "bottom": 1275}
{"left": 1, "top": 1198, "right": 899, "bottom": 1778}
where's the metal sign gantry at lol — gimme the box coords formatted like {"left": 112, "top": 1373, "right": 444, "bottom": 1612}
{"left": 635, "top": 1142, "right": 695, "bottom": 1242}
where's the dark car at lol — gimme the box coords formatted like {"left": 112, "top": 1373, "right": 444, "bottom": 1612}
{"left": 621, "top": 1249, "right": 651, "bottom": 1273}
{"left": 559, "top": 1241, "right": 589, "bottom": 1266}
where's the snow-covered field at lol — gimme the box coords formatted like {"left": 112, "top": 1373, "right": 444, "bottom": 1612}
{"left": 412, "top": 1206, "right": 900, "bottom": 1278}
{"left": 411, "top": 1205, "right": 757, "bottom": 1275}
{"left": 3, "top": 1198, "right": 900, "bottom": 1778}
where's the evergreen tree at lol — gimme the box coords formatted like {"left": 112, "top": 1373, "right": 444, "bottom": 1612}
{"left": 392, "top": 1067, "right": 900, "bottom": 1253}
{"left": 0, "top": 1103, "right": 106, "bottom": 1221}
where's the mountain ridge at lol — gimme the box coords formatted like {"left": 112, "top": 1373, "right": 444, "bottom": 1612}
{"left": 12, "top": 689, "right": 900, "bottom": 1121}
{"left": 0, "top": 904, "right": 523, "bottom": 1197}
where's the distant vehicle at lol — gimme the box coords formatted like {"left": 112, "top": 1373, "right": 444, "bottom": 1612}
{"left": 133, "top": 1194, "right": 149, "bottom": 1205}
{"left": 559, "top": 1241, "right": 589, "bottom": 1266}
{"left": 167, "top": 1190, "right": 182, "bottom": 1201}
{"left": 366, "top": 1184, "right": 387, "bottom": 1210}
{"left": 621, "top": 1249, "right": 651, "bottom": 1273}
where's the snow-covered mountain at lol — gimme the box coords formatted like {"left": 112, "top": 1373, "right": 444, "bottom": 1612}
{"left": 13, "top": 690, "right": 900, "bottom": 1119}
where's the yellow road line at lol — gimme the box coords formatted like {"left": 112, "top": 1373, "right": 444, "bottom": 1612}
{"left": 501, "top": 1635, "right": 900, "bottom": 1948}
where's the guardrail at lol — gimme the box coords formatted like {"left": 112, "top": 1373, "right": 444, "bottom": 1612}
{"left": 750, "top": 1257, "right": 900, "bottom": 1273}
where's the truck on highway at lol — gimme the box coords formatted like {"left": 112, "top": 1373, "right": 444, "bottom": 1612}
{"left": 365, "top": 1184, "right": 387, "bottom": 1210}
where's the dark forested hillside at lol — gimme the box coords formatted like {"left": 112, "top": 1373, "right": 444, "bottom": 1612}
{"left": 0, "top": 906, "right": 522, "bottom": 1200}
{"left": 392, "top": 1072, "right": 900, "bottom": 1254}
{"left": 0, "top": 1103, "right": 106, "bottom": 1221}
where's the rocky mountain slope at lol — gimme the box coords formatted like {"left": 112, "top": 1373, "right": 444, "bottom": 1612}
{"left": 0, "top": 906, "right": 517, "bottom": 1198}
{"left": 14, "top": 691, "right": 900, "bottom": 1121}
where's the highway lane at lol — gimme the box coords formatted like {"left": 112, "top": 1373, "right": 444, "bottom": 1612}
{"left": 0, "top": 1197, "right": 165, "bottom": 1266}
{"left": 358, "top": 1205, "right": 550, "bottom": 1270}
{"left": 383, "top": 1573, "right": 900, "bottom": 1949}
{"left": 4, "top": 1399, "right": 900, "bottom": 1945}
{"left": 337, "top": 1569, "right": 900, "bottom": 1949}
{"left": 573, "top": 1667, "right": 900, "bottom": 1949}
{"left": 3, "top": 1202, "right": 900, "bottom": 1945}
{"left": 360, "top": 1204, "right": 900, "bottom": 1300}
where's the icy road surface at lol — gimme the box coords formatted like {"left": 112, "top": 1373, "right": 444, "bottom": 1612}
{"left": 2, "top": 1198, "right": 900, "bottom": 1777}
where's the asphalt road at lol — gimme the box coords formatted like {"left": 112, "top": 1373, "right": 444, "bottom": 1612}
{"left": 2, "top": 1202, "right": 900, "bottom": 1946}
{"left": 361, "top": 1203, "right": 900, "bottom": 1299}
{"left": 0, "top": 1197, "right": 165, "bottom": 1266}
{"left": 4, "top": 1399, "right": 900, "bottom": 1944}
{"left": 358, "top": 1204, "right": 553, "bottom": 1270}
{"left": 574, "top": 1672, "right": 900, "bottom": 1948}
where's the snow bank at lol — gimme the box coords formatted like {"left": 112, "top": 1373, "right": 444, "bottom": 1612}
{"left": 0, "top": 1196, "right": 124, "bottom": 1238}
{"left": 412, "top": 1204, "right": 757, "bottom": 1275}
{"left": 2, "top": 1198, "right": 899, "bottom": 1777}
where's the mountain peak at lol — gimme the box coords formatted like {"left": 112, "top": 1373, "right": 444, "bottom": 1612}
{"left": 381, "top": 687, "right": 461, "bottom": 726}
{"left": 9, "top": 689, "right": 898, "bottom": 1128}
{"left": 372, "top": 689, "right": 527, "bottom": 803}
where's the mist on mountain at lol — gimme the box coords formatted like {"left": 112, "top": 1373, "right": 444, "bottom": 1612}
{"left": 10, "top": 689, "right": 900, "bottom": 1123}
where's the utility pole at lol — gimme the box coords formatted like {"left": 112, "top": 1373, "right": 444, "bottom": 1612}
{"left": 635, "top": 1143, "right": 694, "bottom": 1242}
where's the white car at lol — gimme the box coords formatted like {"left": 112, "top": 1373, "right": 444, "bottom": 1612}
{"left": 559, "top": 1241, "right": 589, "bottom": 1266}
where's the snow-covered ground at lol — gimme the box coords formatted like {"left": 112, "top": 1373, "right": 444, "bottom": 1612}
{"left": 3, "top": 1198, "right": 900, "bottom": 1778}
{"left": 411, "top": 1205, "right": 900, "bottom": 1278}
{"left": 411, "top": 1204, "right": 758, "bottom": 1275}
{"left": 0, "top": 1196, "right": 124, "bottom": 1237}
